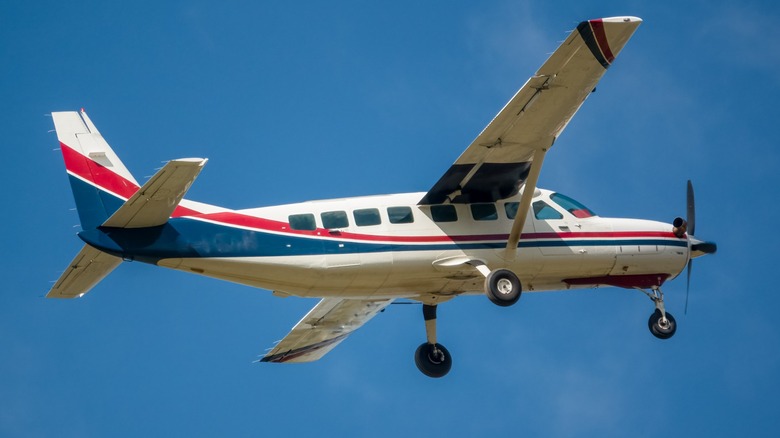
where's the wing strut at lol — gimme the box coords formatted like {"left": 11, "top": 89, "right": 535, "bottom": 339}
{"left": 505, "top": 148, "right": 547, "bottom": 259}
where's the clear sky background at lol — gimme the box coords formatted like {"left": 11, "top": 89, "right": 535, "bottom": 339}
{"left": 2, "top": 0, "right": 779, "bottom": 436}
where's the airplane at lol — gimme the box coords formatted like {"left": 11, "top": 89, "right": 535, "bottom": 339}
{"left": 47, "top": 16, "right": 716, "bottom": 378}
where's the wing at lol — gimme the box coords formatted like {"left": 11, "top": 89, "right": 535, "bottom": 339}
{"left": 420, "top": 17, "right": 642, "bottom": 205}
{"left": 261, "top": 298, "right": 393, "bottom": 363}
{"left": 47, "top": 245, "right": 122, "bottom": 298}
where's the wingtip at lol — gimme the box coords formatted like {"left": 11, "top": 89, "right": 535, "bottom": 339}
{"left": 599, "top": 16, "right": 642, "bottom": 24}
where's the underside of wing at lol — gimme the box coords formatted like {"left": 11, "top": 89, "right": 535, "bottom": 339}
{"left": 261, "top": 298, "right": 393, "bottom": 363}
{"left": 420, "top": 17, "right": 642, "bottom": 205}
{"left": 47, "top": 245, "right": 122, "bottom": 298}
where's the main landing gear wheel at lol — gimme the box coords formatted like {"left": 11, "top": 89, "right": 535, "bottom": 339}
{"left": 414, "top": 342, "right": 452, "bottom": 378}
{"left": 485, "top": 269, "right": 522, "bottom": 307}
{"left": 648, "top": 309, "right": 677, "bottom": 339}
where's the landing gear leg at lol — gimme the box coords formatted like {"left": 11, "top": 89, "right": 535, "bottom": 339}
{"left": 414, "top": 304, "right": 452, "bottom": 378}
{"left": 640, "top": 287, "right": 677, "bottom": 339}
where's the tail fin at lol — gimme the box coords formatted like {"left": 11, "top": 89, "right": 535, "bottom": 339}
{"left": 53, "top": 110, "right": 141, "bottom": 230}
{"left": 49, "top": 111, "right": 210, "bottom": 299}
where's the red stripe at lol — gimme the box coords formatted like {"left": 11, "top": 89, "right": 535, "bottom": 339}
{"left": 197, "top": 212, "right": 461, "bottom": 242}
{"left": 62, "top": 142, "right": 205, "bottom": 218}
{"left": 172, "top": 205, "right": 202, "bottom": 217}
{"left": 60, "top": 142, "right": 679, "bottom": 244}
{"left": 194, "top": 211, "right": 682, "bottom": 244}
{"left": 590, "top": 19, "right": 615, "bottom": 64}
{"left": 61, "top": 142, "right": 139, "bottom": 199}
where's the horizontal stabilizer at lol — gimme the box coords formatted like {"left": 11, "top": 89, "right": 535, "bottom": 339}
{"left": 261, "top": 298, "right": 393, "bottom": 363}
{"left": 47, "top": 245, "right": 122, "bottom": 298}
{"left": 101, "top": 158, "right": 207, "bottom": 228}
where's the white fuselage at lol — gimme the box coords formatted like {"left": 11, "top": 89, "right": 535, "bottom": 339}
{"left": 155, "top": 188, "right": 689, "bottom": 300}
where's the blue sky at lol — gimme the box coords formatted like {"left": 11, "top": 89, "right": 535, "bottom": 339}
{"left": 2, "top": 0, "right": 779, "bottom": 436}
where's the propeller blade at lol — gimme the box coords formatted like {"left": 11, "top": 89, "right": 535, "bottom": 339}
{"left": 687, "top": 180, "right": 696, "bottom": 236}
{"left": 685, "top": 181, "right": 695, "bottom": 315}
{"left": 685, "top": 259, "right": 692, "bottom": 315}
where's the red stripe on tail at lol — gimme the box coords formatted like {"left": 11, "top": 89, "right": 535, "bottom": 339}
{"left": 61, "top": 142, "right": 139, "bottom": 199}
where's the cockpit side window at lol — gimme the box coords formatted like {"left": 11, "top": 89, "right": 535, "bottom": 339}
{"left": 533, "top": 201, "right": 563, "bottom": 220}
{"left": 550, "top": 193, "right": 596, "bottom": 218}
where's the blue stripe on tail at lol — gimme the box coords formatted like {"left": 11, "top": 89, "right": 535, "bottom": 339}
{"left": 67, "top": 175, "right": 125, "bottom": 230}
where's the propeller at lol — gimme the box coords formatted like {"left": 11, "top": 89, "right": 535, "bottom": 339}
{"left": 687, "top": 180, "right": 696, "bottom": 236}
{"left": 682, "top": 179, "right": 717, "bottom": 314}
{"left": 685, "top": 180, "right": 695, "bottom": 314}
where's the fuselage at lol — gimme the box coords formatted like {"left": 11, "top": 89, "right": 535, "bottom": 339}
{"left": 78, "top": 188, "right": 689, "bottom": 300}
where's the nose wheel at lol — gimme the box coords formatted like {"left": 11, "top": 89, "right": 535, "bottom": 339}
{"left": 640, "top": 287, "right": 677, "bottom": 339}
{"left": 648, "top": 309, "right": 677, "bottom": 339}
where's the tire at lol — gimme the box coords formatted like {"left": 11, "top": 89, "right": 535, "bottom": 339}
{"left": 485, "top": 269, "right": 522, "bottom": 307}
{"left": 414, "top": 343, "right": 452, "bottom": 378}
{"left": 648, "top": 309, "right": 677, "bottom": 339}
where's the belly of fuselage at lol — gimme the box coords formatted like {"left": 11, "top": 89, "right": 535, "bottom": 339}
{"left": 155, "top": 240, "right": 680, "bottom": 299}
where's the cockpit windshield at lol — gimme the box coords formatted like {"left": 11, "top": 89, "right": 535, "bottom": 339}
{"left": 550, "top": 193, "right": 596, "bottom": 218}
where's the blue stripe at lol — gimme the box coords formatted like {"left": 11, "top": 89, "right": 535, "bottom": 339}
{"left": 68, "top": 175, "right": 126, "bottom": 230}
{"left": 78, "top": 216, "right": 687, "bottom": 261}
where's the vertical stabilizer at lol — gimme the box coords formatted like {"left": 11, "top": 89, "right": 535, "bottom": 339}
{"left": 53, "top": 110, "right": 141, "bottom": 230}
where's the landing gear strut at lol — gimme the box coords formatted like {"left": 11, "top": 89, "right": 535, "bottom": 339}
{"left": 414, "top": 304, "right": 452, "bottom": 378}
{"left": 641, "top": 287, "right": 677, "bottom": 339}
{"left": 412, "top": 264, "right": 523, "bottom": 377}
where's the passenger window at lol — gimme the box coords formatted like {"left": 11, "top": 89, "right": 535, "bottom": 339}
{"left": 289, "top": 213, "right": 316, "bottom": 231}
{"left": 431, "top": 205, "right": 457, "bottom": 223}
{"left": 353, "top": 208, "right": 381, "bottom": 226}
{"left": 388, "top": 206, "right": 414, "bottom": 224}
{"left": 504, "top": 202, "right": 519, "bottom": 219}
{"left": 321, "top": 210, "right": 349, "bottom": 229}
{"left": 533, "top": 201, "right": 563, "bottom": 220}
{"left": 470, "top": 203, "right": 497, "bottom": 221}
